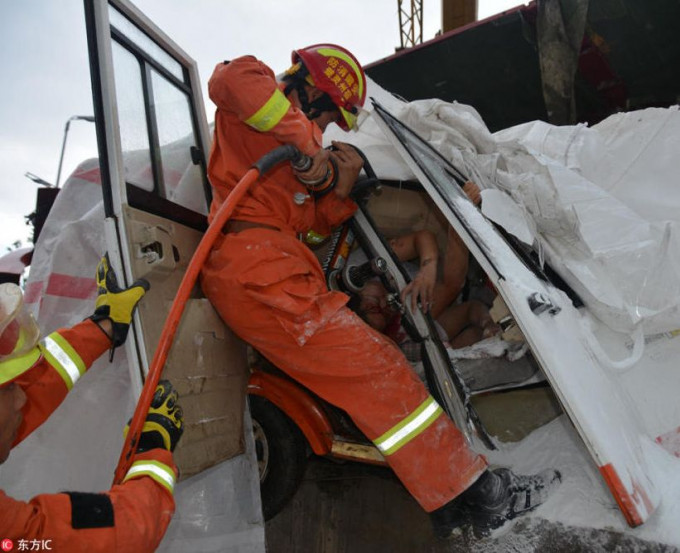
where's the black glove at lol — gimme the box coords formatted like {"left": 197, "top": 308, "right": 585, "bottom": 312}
{"left": 90, "top": 254, "right": 149, "bottom": 348}
{"left": 136, "top": 380, "right": 184, "bottom": 453}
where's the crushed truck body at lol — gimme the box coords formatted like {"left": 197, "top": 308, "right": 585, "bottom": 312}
{"left": 325, "top": 77, "right": 680, "bottom": 547}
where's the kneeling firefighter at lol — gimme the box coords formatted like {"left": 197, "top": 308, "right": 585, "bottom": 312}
{"left": 0, "top": 257, "right": 184, "bottom": 552}
{"left": 200, "top": 43, "right": 561, "bottom": 539}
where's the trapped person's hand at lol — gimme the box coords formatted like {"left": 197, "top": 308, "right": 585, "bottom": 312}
{"left": 463, "top": 181, "right": 481, "bottom": 206}
{"left": 401, "top": 257, "right": 437, "bottom": 313}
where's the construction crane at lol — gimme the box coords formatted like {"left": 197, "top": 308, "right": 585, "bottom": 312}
{"left": 397, "top": 0, "right": 423, "bottom": 50}
{"left": 397, "top": 0, "right": 478, "bottom": 50}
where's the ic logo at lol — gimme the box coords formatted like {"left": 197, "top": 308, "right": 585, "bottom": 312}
{"left": 1, "top": 539, "right": 13, "bottom": 552}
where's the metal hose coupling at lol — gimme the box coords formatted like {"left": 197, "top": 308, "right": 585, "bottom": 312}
{"left": 291, "top": 149, "right": 339, "bottom": 199}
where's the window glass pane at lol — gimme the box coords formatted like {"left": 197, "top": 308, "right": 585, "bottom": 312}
{"left": 151, "top": 70, "right": 207, "bottom": 214}
{"left": 381, "top": 107, "right": 494, "bottom": 263}
{"left": 109, "top": 5, "right": 184, "bottom": 82}
{"left": 112, "top": 41, "right": 154, "bottom": 191}
{"left": 394, "top": 117, "right": 469, "bottom": 206}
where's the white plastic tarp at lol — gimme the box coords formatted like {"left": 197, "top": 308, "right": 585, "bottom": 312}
{"left": 330, "top": 81, "right": 680, "bottom": 338}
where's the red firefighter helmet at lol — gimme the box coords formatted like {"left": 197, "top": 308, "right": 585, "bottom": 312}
{"left": 292, "top": 44, "right": 366, "bottom": 130}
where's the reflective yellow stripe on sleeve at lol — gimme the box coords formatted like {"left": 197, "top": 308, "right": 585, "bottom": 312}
{"left": 39, "top": 332, "right": 86, "bottom": 390}
{"left": 245, "top": 88, "right": 291, "bottom": 132}
{"left": 373, "top": 396, "right": 443, "bottom": 456}
{"left": 0, "top": 347, "right": 41, "bottom": 386}
{"left": 123, "top": 460, "right": 176, "bottom": 495}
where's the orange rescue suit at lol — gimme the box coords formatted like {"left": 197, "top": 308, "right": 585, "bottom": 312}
{"left": 0, "top": 320, "right": 177, "bottom": 553}
{"left": 201, "top": 56, "right": 487, "bottom": 511}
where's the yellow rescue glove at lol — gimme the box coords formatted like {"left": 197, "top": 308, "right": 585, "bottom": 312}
{"left": 90, "top": 253, "right": 149, "bottom": 348}
{"left": 135, "top": 380, "right": 185, "bottom": 453}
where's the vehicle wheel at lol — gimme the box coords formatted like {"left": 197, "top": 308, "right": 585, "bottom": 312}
{"left": 249, "top": 395, "right": 308, "bottom": 520}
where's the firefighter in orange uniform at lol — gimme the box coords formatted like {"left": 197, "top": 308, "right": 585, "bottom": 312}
{"left": 201, "top": 44, "right": 560, "bottom": 538}
{"left": 0, "top": 256, "right": 184, "bottom": 552}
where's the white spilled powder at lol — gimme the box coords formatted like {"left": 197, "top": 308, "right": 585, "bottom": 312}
{"left": 479, "top": 416, "right": 680, "bottom": 548}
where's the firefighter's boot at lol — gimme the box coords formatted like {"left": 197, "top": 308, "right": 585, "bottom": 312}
{"left": 462, "top": 467, "right": 562, "bottom": 538}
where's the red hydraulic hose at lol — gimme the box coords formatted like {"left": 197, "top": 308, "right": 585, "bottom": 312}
{"left": 113, "top": 144, "right": 302, "bottom": 484}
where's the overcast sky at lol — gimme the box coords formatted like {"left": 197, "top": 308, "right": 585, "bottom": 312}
{"left": 0, "top": 0, "right": 521, "bottom": 253}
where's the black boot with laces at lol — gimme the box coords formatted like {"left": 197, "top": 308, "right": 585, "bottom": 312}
{"left": 462, "top": 467, "right": 562, "bottom": 538}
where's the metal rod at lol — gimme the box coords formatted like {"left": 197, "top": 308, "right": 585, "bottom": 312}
{"left": 55, "top": 115, "right": 95, "bottom": 188}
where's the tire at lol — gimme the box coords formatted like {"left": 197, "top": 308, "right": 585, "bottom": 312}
{"left": 249, "top": 395, "right": 308, "bottom": 520}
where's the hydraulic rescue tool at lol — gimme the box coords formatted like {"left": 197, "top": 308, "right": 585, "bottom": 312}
{"left": 291, "top": 143, "right": 378, "bottom": 200}
{"left": 328, "top": 256, "right": 388, "bottom": 294}
{"left": 291, "top": 149, "right": 338, "bottom": 199}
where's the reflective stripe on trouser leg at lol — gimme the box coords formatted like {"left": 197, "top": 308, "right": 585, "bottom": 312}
{"left": 374, "top": 396, "right": 443, "bottom": 456}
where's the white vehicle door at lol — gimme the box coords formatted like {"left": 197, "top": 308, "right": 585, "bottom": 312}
{"left": 371, "top": 100, "right": 659, "bottom": 527}
{"left": 83, "top": 5, "right": 262, "bottom": 548}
